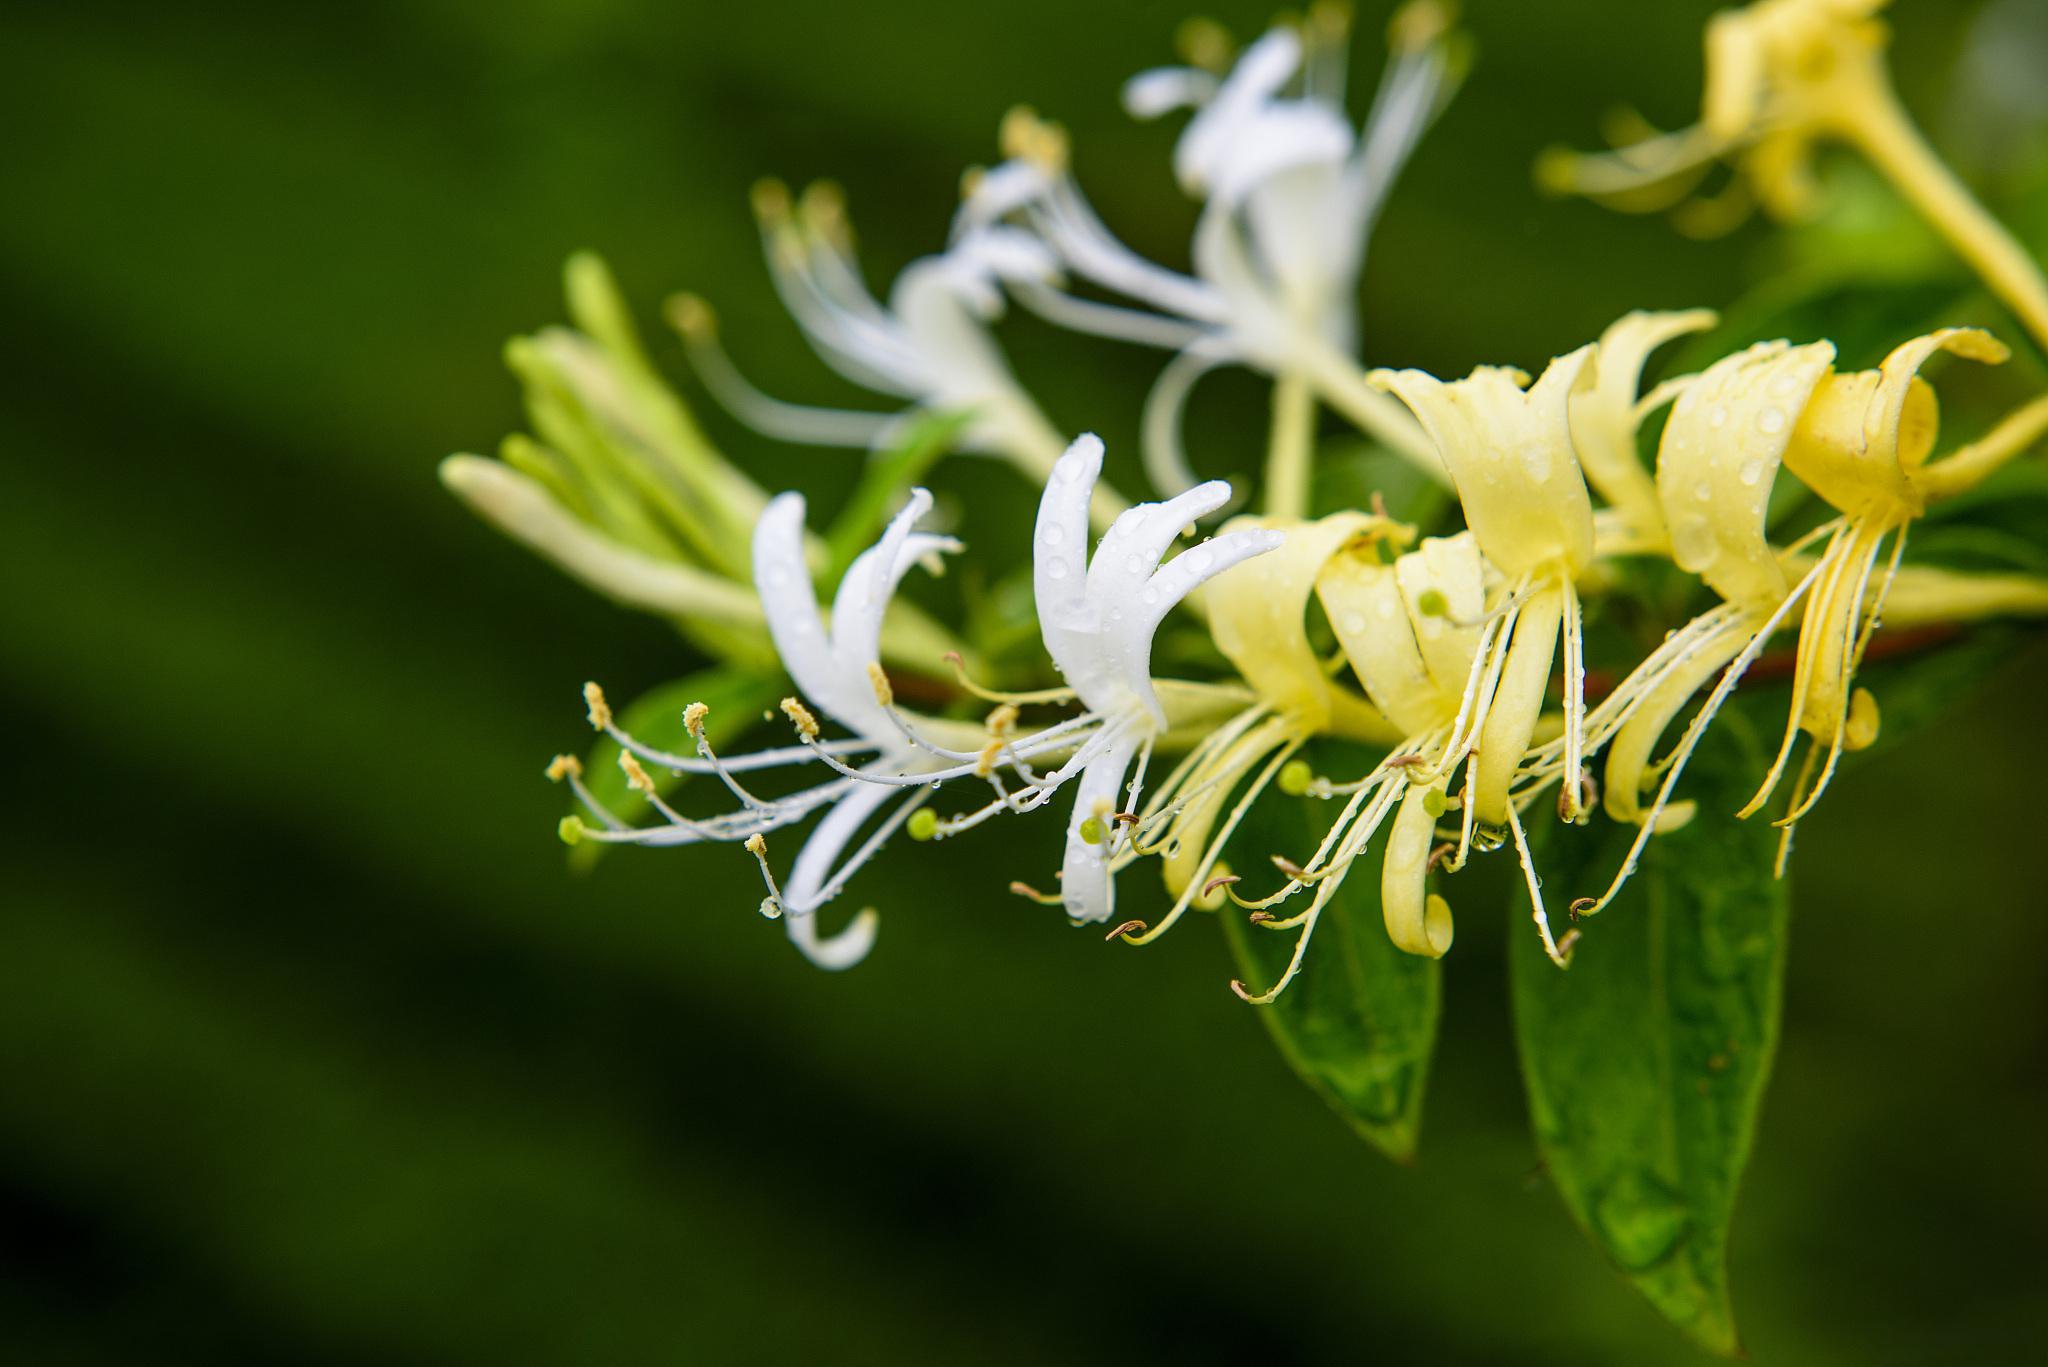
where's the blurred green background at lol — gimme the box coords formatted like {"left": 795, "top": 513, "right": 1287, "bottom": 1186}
{"left": 4, "top": 0, "right": 2047, "bottom": 1361}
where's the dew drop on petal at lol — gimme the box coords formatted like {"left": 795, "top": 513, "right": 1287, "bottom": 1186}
{"left": 1343, "top": 613, "right": 1367, "bottom": 636}
{"left": 1758, "top": 407, "right": 1787, "bottom": 435}
{"left": 1140, "top": 585, "right": 1160, "bottom": 606}
{"left": 1670, "top": 518, "right": 1719, "bottom": 570}
{"left": 1040, "top": 523, "right": 1066, "bottom": 547}
{"left": 1046, "top": 558, "right": 1069, "bottom": 580}
{"left": 1738, "top": 457, "right": 1766, "bottom": 488}
{"left": 1693, "top": 479, "right": 1713, "bottom": 504}
{"left": 1707, "top": 404, "right": 1730, "bottom": 430}
{"left": 1125, "top": 553, "right": 1147, "bottom": 576}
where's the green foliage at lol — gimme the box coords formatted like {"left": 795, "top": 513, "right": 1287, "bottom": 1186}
{"left": 1510, "top": 720, "right": 1788, "bottom": 1355}
{"left": 1221, "top": 740, "right": 1441, "bottom": 1163}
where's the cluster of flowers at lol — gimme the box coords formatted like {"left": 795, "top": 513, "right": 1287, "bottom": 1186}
{"left": 448, "top": 0, "right": 2048, "bottom": 996}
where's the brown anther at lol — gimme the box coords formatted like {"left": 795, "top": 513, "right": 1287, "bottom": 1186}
{"left": 582, "top": 681, "right": 612, "bottom": 731}
{"left": 1228, "top": 979, "right": 1255, "bottom": 1002}
{"left": 1370, "top": 490, "right": 1391, "bottom": 520}
{"left": 544, "top": 754, "right": 582, "bottom": 783}
{"left": 1386, "top": 753, "right": 1427, "bottom": 769}
{"left": 1272, "top": 855, "right": 1309, "bottom": 881}
{"left": 1247, "top": 910, "right": 1275, "bottom": 925}
{"left": 1105, "top": 919, "right": 1147, "bottom": 942}
{"left": 1569, "top": 896, "right": 1598, "bottom": 918}
{"left": 1557, "top": 928, "right": 1582, "bottom": 959}
{"left": 1426, "top": 841, "right": 1457, "bottom": 874}
{"left": 1112, "top": 811, "right": 1139, "bottom": 828}
{"left": 1202, "top": 873, "right": 1241, "bottom": 898}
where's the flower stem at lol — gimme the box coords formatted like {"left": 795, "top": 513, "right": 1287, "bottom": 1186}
{"left": 1264, "top": 371, "right": 1317, "bottom": 520}
{"left": 1846, "top": 80, "right": 2048, "bottom": 356}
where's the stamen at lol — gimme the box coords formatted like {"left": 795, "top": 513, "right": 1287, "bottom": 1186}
{"left": 1105, "top": 919, "right": 1148, "bottom": 942}
{"left": 781, "top": 696, "right": 821, "bottom": 741}
{"left": 584, "top": 681, "right": 612, "bottom": 731}
{"left": 1009, "top": 881, "right": 1065, "bottom": 906}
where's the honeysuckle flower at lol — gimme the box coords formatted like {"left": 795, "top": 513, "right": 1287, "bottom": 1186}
{"left": 552, "top": 487, "right": 1024, "bottom": 970}
{"left": 1540, "top": 0, "right": 2048, "bottom": 352}
{"left": 673, "top": 179, "right": 1128, "bottom": 529}
{"left": 1220, "top": 529, "right": 1501, "bottom": 996}
{"left": 1366, "top": 347, "right": 1615, "bottom": 962}
{"left": 1096, "top": 510, "right": 1404, "bottom": 961}
{"left": 443, "top": 251, "right": 968, "bottom": 676}
{"left": 1574, "top": 327, "right": 2048, "bottom": 916}
{"left": 1570, "top": 308, "right": 1721, "bottom": 555}
{"left": 957, "top": 4, "right": 1463, "bottom": 510}
{"left": 1024, "top": 434, "right": 1284, "bottom": 923}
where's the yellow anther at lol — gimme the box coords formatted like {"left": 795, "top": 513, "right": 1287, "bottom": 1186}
{"left": 665, "top": 292, "right": 715, "bottom": 339}
{"left": 867, "top": 661, "right": 895, "bottom": 709}
{"left": 583, "top": 681, "right": 612, "bottom": 731}
{"left": 544, "top": 754, "right": 582, "bottom": 782}
{"left": 749, "top": 177, "right": 791, "bottom": 225}
{"left": 1388, "top": 0, "right": 1450, "bottom": 53}
{"left": 617, "top": 752, "right": 656, "bottom": 796}
{"left": 985, "top": 703, "right": 1019, "bottom": 738}
{"left": 1844, "top": 687, "right": 1880, "bottom": 751}
{"left": 780, "top": 696, "right": 820, "bottom": 741}
{"left": 1175, "top": 17, "right": 1234, "bottom": 72}
{"left": 975, "top": 739, "right": 1004, "bottom": 779}
{"left": 744, "top": 833, "right": 768, "bottom": 858}
{"left": 683, "top": 701, "right": 710, "bottom": 740}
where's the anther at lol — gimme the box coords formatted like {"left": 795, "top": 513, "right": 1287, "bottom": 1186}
{"left": 583, "top": 681, "right": 612, "bottom": 731}
{"left": 545, "top": 754, "right": 582, "bottom": 782}
{"left": 684, "top": 701, "right": 710, "bottom": 741}
{"left": 749, "top": 178, "right": 791, "bottom": 224}
{"left": 780, "top": 696, "right": 820, "bottom": 740}
{"left": 1105, "top": 919, "right": 1147, "bottom": 942}
{"left": 1228, "top": 979, "right": 1255, "bottom": 1002}
{"left": 1272, "top": 855, "right": 1309, "bottom": 881}
{"left": 985, "top": 703, "right": 1019, "bottom": 738}
{"left": 1426, "top": 841, "right": 1457, "bottom": 874}
{"left": 1202, "top": 873, "right": 1242, "bottom": 898}
{"left": 1246, "top": 910, "right": 1275, "bottom": 925}
{"left": 618, "top": 752, "right": 656, "bottom": 796}
{"left": 1009, "top": 881, "right": 1065, "bottom": 906}
{"left": 1569, "top": 896, "right": 1597, "bottom": 918}
{"left": 666, "top": 292, "right": 714, "bottom": 339}
{"left": 867, "top": 661, "right": 894, "bottom": 709}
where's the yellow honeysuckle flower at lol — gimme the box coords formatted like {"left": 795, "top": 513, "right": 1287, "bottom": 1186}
{"left": 1570, "top": 308, "right": 1721, "bottom": 555}
{"left": 1104, "top": 511, "right": 1404, "bottom": 956}
{"left": 1370, "top": 349, "right": 1601, "bottom": 853}
{"left": 1574, "top": 327, "right": 2048, "bottom": 916}
{"left": 1540, "top": 0, "right": 2048, "bottom": 352}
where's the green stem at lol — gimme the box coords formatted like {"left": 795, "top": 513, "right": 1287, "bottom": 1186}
{"left": 1264, "top": 371, "right": 1318, "bottom": 520}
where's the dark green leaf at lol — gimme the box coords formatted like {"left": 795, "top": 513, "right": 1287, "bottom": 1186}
{"left": 1221, "top": 739, "right": 1441, "bottom": 1163}
{"left": 1510, "top": 720, "right": 1787, "bottom": 1356}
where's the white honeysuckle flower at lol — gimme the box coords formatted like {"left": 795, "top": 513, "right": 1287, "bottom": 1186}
{"left": 673, "top": 180, "right": 1126, "bottom": 526}
{"left": 957, "top": 5, "right": 1462, "bottom": 497}
{"left": 1029, "top": 434, "right": 1284, "bottom": 923}
{"left": 553, "top": 488, "right": 981, "bottom": 970}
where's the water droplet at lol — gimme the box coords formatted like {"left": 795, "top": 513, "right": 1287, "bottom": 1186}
{"left": 1519, "top": 443, "right": 1551, "bottom": 483}
{"left": 1181, "top": 546, "right": 1212, "bottom": 572}
{"left": 1693, "top": 479, "right": 1713, "bottom": 504}
{"left": 1342, "top": 614, "right": 1368, "bottom": 636}
{"left": 1758, "top": 406, "right": 1787, "bottom": 435}
{"left": 1738, "top": 457, "right": 1766, "bottom": 488}
{"left": 1107, "top": 606, "right": 1123, "bottom": 623}
{"left": 1140, "top": 586, "right": 1160, "bottom": 606}
{"left": 1768, "top": 371, "right": 1800, "bottom": 398}
{"left": 1125, "top": 553, "right": 1146, "bottom": 575}
{"left": 1670, "top": 518, "right": 1718, "bottom": 570}
{"left": 1378, "top": 597, "right": 1400, "bottom": 619}
{"left": 1040, "top": 522, "right": 1065, "bottom": 547}
{"left": 1046, "top": 558, "right": 1069, "bottom": 581}
{"left": 1707, "top": 404, "right": 1729, "bottom": 430}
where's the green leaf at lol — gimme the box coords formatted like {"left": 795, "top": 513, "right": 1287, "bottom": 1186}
{"left": 568, "top": 665, "right": 783, "bottom": 872}
{"left": 1509, "top": 720, "right": 1786, "bottom": 1356}
{"left": 823, "top": 409, "right": 974, "bottom": 579}
{"left": 1220, "top": 739, "right": 1441, "bottom": 1163}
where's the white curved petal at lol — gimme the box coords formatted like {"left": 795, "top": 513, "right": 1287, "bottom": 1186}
{"left": 755, "top": 493, "right": 855, "bottom": 719}
{"left": 1209, "top": 101, "right": 1354, "bottom": 210}
{"left": 1058, "top": 732, "right": 1143, "bottom": 923}
{"left": 1123, "top": 526, "right": 1284, "bottom": 721}
{"left": 1124, "top": 66, "right": 1217, "bottom": 119}
{"left": 830, "top": 489, "right": 956, "bottom": 707}
{"left": 1035, "top": 434, "right": 1103, "bottom": 640}
{"left": 1176, "top": 28, "right": 1305, "bottom": 193}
